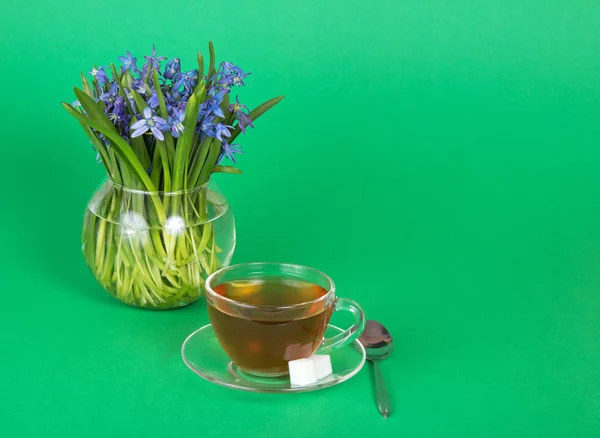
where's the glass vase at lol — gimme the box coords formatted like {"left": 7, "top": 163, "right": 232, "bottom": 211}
{"left": 82, "top": 179, "right": 235, "bottom": 309}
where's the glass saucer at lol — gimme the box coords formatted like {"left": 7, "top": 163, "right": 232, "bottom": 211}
{"left": 181, "top": 324, "right": 366, "bottom": 393}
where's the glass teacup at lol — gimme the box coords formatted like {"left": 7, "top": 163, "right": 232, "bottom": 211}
{"left": 205, "top": 262, "right": 366, "bottom": 377}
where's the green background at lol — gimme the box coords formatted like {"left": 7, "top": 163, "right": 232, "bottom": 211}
{"left": 1, "top": 0, "right": 600, "bottom": 436}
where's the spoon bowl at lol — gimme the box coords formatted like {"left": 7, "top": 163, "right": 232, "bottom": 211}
{"left": 359, "top": 320, "right": 394, "bottom": 361}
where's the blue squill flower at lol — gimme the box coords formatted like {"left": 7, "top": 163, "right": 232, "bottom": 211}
{"left": 99, "top": 81, "right": 119, "bottom": 106}
{"left": 108, "top": 96, "right": 128, "bottom": 123}
{"left": 199, "top": 89, "right": 226, "bottom": 118}
{"left": 163, "top": 58, "right": 181, "bottom": 80}
{"left": 168, "top": 106, "right": 186, "bottom": 138}
{"left": 219, "top": 141, "right": 243, "bottom": 163}
{"left": 219, "top": 62, "right": 250, "bottom": 87}
{"left": 109, "top": 97, "right": 132, "bottom": 137}
{"left": 132, "top": 79, "right": 147, "bottom": 95}
{"left": 142, "top": 44, "right": 167, "bottom": 76}
{"left": 163, "top": 90, "right": 176, "bottom": 111}
{"left": 172, "top": 70, "right": 198, "bottom": 92}
{"left": 208, "top": 122, "right": 233, "bottom": 142}
{"left": 208, "top": 82, "right": 228, "bottom": 97}
{"left": 227, "top": 96, "right": 253, "bottom": 133}
{"left": 130, "top": 107, "right": 168, "bottom": 141}
{"left": 228, "top": 95, "right": 247, "bottom": 114}
{"left": 199, "top": 115, "right": 216, "bottom": 135}
{"left": 90, "top": 67, "right": 108, "bottom": 86}
{"left": 232, "top": 75, "right": 248, "bottom": 87}
{"left": 148, "top": 90, "right": 159, "bottom": 109}
{"left": 236, "top": 111, "right": 254, "bottom": 133}
{"left": 118, "top": 51, "right": 139, "bottom": 74}
{"left": 207, "top": 99, "right": 225, "bottom": 118}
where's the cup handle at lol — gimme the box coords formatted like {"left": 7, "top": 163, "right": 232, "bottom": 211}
{"left": 317, "top": 298, "right": 366, "bottom": 355}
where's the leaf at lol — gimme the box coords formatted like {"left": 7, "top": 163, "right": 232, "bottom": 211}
{"left": 180, "top": 94, "right": 200, "bottom": 150}
{"left": 62, "top": 102, "right": 157, "bottom": 193}
{"left": 77, "top": 87, "right": 150, "bottom": 169}
{"left": 187, "top": 136, "right": 214, "bottom": 188}
{"left": 193, "top": 79, "right": 207, "bottom": 102}
{"left": 155, "top": 139, "right": 172, "bottom": 192}
{"left": 78, "top": 122, "right": 112, "bottom": 174}
{"left": 64, "top": 103, "right": 166, "bottom": 222}
{"left": 74, "top": 88, "right": 115, "bottom": 129}
{"left": 150, "top": 146, "right": 162, "bottom": 187}
{"left": 80, "top": 73, "right": 93, "bottom": 97}
{"left": 207, "top": 41, "right": 216, "bottom": 80}
{"left": 122, "top": 70, "right": 133, "bottom": 89}
{"left": 131, "top": 89, "right": 148, "bottom": 114}
{"left": 198, "top": 136, "right": 222, "bottom": 185}
{"left": 229, "top": 95, "right": 285, "bottom": 142}
{"left": 212, "top": 165, "right": 243, "bottom": 175}
{"left": 220, "top": 93, "right": 230, "bottom": 117}
{"left": 152, "top": 70, "right": 168, "bottom": 119}
{"left": 197, "top": 52, "right": 204, "bottom": 78}
{"left": 130, "top": 136, "right": 151, "bottom": 170}
{"left": 109, "top": 63, "right": 121, "bottom": 84}
{"left": 171, "top": 94, "right": 200, "bottom": 191}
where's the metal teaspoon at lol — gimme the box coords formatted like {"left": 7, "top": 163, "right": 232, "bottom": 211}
{"left": 358, "top": 320, "right": 394, "bottom": 418}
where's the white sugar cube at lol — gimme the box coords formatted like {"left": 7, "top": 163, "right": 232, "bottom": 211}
{"left": 288, "top": 354, "right": 333, "bottom": 386}
{"left": 312, "top": 355, "right": 333, "bottom": 380}
{"left": 288, "top": 358, "right": 317, "bottom": 387}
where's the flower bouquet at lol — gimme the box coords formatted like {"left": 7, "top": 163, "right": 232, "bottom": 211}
{"left": 63, "top": 43, "right": 283, "bottom": 309}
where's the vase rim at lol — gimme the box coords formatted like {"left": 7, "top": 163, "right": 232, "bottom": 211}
{"left": 107, "top": 178, "right": 210, "bottom": 195}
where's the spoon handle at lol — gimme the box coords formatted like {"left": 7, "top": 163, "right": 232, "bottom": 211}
{"left": 373, "top": 360, "right": 390, "bottom": 418}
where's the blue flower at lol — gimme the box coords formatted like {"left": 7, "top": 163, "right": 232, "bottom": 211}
{"left": 199, "top": 89, "right": 226, "bottom": 118}
{"left": 132, "top": 79, "right": 147, "bottom": 95}
{"left": 199, "top": 115, "right": 216, "bottom": 135}
{"left": 208, "top": 99, "right": 225, "bottom": 118}
{"left": 221, "top": 62, "right": 245, "bottom": 76}
{"left": 168, "top": 106, "right": 186, "bottom": 138}
{"left": 90, "top": 67, "right": 109, "bottom": 86}
{"left": 236, "top": 111, "right": 254, "bottom": 133}
{"left": 219, "top": 141, "right": 243, "bottom": 163}
{"left": 163, "top": 90, "right": 182, "bottom": 111}
{"left": 227, "top": 96, "right": 253, "bottom": 133}
{"left": 142, "top": 44, "right": 167, "bottom": 76}
{"left": 99, "top": 81, "right": 119, "bottom": 106}
{"left": 172, "top": 70, "right": 198, "bottom": 93}
{"left": 228, "top": 95, "right": 247, "bottom": 114}
{"left": 208, "top": 122, "right": 234, "bottom": 142}
{"left": 219, "top": 62, "right": 250, "bottom": 87}
{"left": 118, "top": 51, "right": 139, "bottom": 74}
{"left": 163, "top": 58, "right": 180, "bottom": 80}
{"left": 148, "top": 89, "right": 159, "bottom": 109}
{"left": 130, "top": 107, "right": 168, "bottom": 141}
{"left": 108, "top": 96, "right": 128, "bottom": 122}
{"left": 108, "top": 96, "right": 132, "bottom": 137}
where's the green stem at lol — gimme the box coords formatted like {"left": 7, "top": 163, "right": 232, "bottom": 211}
{"left": 198, "top": 140, "right": 222, "bottom": 185}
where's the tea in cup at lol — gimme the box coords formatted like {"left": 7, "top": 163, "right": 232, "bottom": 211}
{"left": 205, "top": 262, "right": 365, "bottom": 377}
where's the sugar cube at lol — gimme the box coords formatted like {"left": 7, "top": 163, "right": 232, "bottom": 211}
{"left": 288, "top": 358, "right": 317, "bottom": 387}
{"left": 312, "top": 355, "right": 333, "bottom": 380}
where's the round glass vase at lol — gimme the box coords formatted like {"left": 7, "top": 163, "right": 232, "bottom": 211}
{"left": 82, "top": 179, "right": 235, "bottom": 310}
